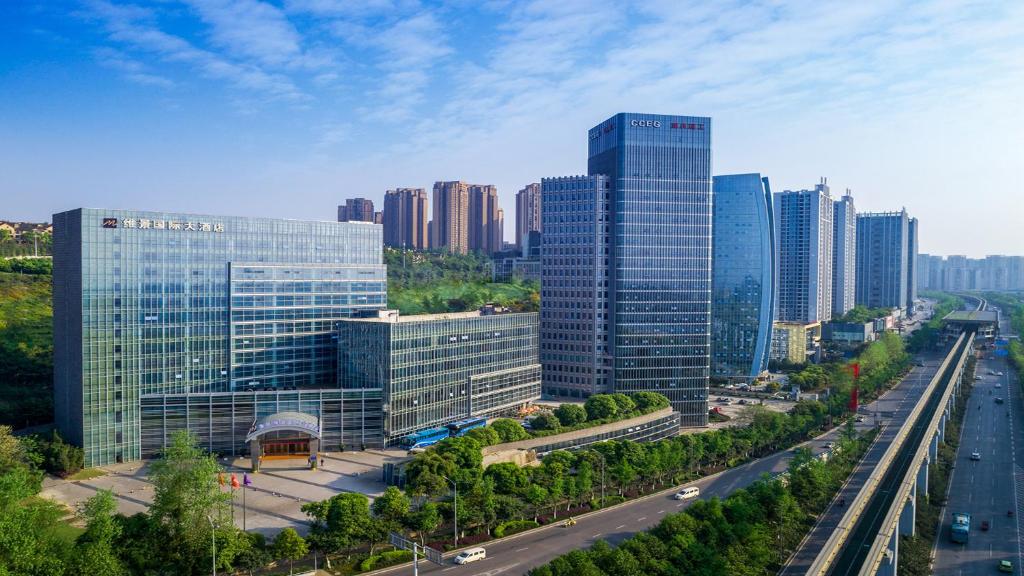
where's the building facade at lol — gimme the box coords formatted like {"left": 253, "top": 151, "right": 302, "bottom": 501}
{"left": 540, "top": 175, "right": 611, "bottom": 399}
{"left": 588, "top": 113, "right": 713, "bottom": 425}
{"left": 516, "top": 183, "right": 542, "bottom": 250}
{"left": 53, "top": 208, "right": 387, "bottom": 466}
{"left": 774, "top": 182, "right": 834, "bottom": 323}
{"left": 468, "top": 184, "right": 503, "bottom": 255}
{"left": 855, "top": 210, "right": 911, "bottom": 312}
{"left": 832, "top": 190, "right": 857, "bottom": 317}
{"left": 906, "top": 217, "right": 918, "bottom": 312}
{"left": 431, "top": 181, "right": 470, "bottom": 254}
{"left": 337, "top": 198, "right": 376, "bottom": 223}
{"left": 383, "top": 188, "right": 429, "bottom": 250}
{"left": 711, "top": 173, "right": 775, "bottom": 382}
{"left": 770, "top": 321, "right": 822, "bottom": 364}
{"left": 338, "top": 308, "right": 541, "bottom": 442}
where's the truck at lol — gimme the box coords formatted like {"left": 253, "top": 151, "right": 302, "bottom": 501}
{"left": 950, "top": 512, "right": 970, "bottom": 544}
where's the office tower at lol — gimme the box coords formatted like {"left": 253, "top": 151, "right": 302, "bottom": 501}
{"left": 431, "top": 181, "right": 470, "bottom": 254}
{"left": 906, "top": 217, "right": 918, "bottom": 313}
{"left": 374, "top": 211, "right": 383, "bottom": 225}
{"left": 917, "top": 253, "right": 932, "bottom": 291}
{"left": 774, "top": 182, "right": 834, "bottom": 323}
{"left": 468, "top": 184, "right": 503, "bottom": 255}
{"left": 339, "top": 307, "right": 540, "bottom": 442}
{"left": 516, "top": 183, "right": 542, "bottom": 249}
{"left": 52, "top": 209, "right": 386, "bottom": 466}
{"left": 832, "top": 190, "right": 857, "bottom": 317}
{"left": 711, "top": 174, "right": 775, "bottom": 382}
{"left": 540, "top": 175, "right": 611, "bottom": 399}
{"left": 337, "top": 197, "right": 375, "bottom": 222}
{"left": 586, "top": 112, "right": 712, "bottom": 424}
{"left": 855, "top": 210, "right": 911, "bottom": 312}
{"left": 383, "top": 188, "right": 429, "bottom": 250}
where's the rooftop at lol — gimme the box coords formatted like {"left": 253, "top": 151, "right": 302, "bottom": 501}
{"left": 942, "top": 310, "right": 999, "bottom": 324}
{"left": 343, "top": 305, "right": 526, "bottom": 323}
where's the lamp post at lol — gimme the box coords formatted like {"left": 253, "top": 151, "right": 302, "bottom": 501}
{"left": 206, "top": 515, "right": 216, "bottom": 576}
{"left": 443, "top": 475, "right": 458, "bottom": 549}
{"left": 592, "top": 451, "right": 606, "bottom": 506}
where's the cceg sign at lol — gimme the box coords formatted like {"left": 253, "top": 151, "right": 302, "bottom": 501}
{"left": 630, "top": 119, "right": 661, "bottom": 127}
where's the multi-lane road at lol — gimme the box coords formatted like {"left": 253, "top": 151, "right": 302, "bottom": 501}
{"left": 934, "top": 315, "right": 1023, "bottom": 576}
{"left": 376, "top": 358, "right": 943, "bottom": 576}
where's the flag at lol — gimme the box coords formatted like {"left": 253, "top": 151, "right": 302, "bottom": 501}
{"left": 230, "top": 473, "right": 240, "bottom": 490}
{"left": 218, "top": 472, "right": 225, "bottom": 487}
{"left": 852, "top": 363, "right": 860, "bottom": 379}
{"left": 243, "top": 472, "right": 252, "bottom": 487}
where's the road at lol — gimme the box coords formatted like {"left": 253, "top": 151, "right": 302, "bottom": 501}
{"left": 375, "top": 359, "right": 943, "bottom": 576}
{"left": 779, "top": 350, "right": 945, "bottom": 575}
{"left": 933, "top": 314, "right": 1023, "bottom": 576}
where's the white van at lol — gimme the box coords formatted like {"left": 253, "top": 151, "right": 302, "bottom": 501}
{"left": 674, "top": 486, "right": 700, "bottom": 500}
{"left": 453, "top": 547, "right": 486, "bottom": 565}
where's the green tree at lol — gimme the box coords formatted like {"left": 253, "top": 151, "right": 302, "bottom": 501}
{"left": 609, "top": 393, "right": 636, "bottom": 414}
{"left": 234, "top": 533, "right": 272, "bottom": 576}
{"left": 490, "top": 418, "right": 531, "bottom": 443}
{"left": 584, "top": 395, "right": 618, "bottom": 421}
{"left": 273, "top": 528, "right": 309, "bottom": 575}
{"left": 530, "top": 412, "right": 561, "bottom": 431}
{"left": 553, "top": 404, "right": 587, "bottom": 427}
{"left": 302, "top": 492, "right": 373, "bottom": 554}
{"left": 146, "top": 430, "right": 232, "bottom": 574}
{"left": 465, "top": 426, "right": 501, "bottom": 446}
{"left": 69, "top": 492, "right": 129, "bottom": 576}
{"left": 630, "top": 391, "right": 670, "bottom": 412}
{"left": 484, "top": 462, "right": 530, "bottom": 494}
{"left": 407, "top": 502, "right": 442, "bottom": 546}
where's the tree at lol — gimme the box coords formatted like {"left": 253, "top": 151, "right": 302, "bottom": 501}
{"left": 302, "top": 492, "right": 373, "bottom": 554}
{"left": 630, "top": 391, "right": 670, "bottom": 412}
{"left": 530, "top": 412, "right": 561, "bottom": 431}
{"left": 609, "top": 393, "right": 636, "bottom": 414}
{"left": 407, "top": 502, "right": 442, "bottom": 546}
{"left": 465, "top": 426, "right": 501, "bottom": 446}
{"left": 234, "top": 533, "right": 272, "bottom": 576}
{"left": 147, "top": 430, "right": 231, "bottom": 574}
{"left": 273, "top": 528, "right": 309, "bottom": 574}
{"left": 490, "top": 419, "right": 530, "bottom": 443}
{"left": 484, "top": 462, "right": 530, "bottom": 494}
{"left": 584, "top": 395, "right": 619, "bottom": 421}
{"left": 553, "top": 404, "right": 587, "bottom": 427}
{"left": 373, "top": 486, "right": 411, "bottom": 528}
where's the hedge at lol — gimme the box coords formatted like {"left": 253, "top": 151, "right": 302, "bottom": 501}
{"left": 494, "top": 520, "right": 539, "bottom": 538}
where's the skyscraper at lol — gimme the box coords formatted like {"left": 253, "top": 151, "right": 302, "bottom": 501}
{"left": 832, "top": 190, "right": 857, "bottom": 317}
{"left": 431, "top": 181, "right": 470, "bottom": 254}
{"left": 516, "top": 183, "right": 542, "bottom": 249}
{"left": 587, "top": 112, "right": 712, "bottom": 425}
{"left": 468, "top": 184, "right": 503, "bottom": 255}
{"left": 774, "top": 182, "right": 834, "bottom": 323}
{"left": 855, "top": 210, "right": 911, "bottom": 312}
{"left": 337, "top": 198, "right": 375, "bottom": 222}
{"left": 540, "top": 175, "right": 611, "bottom": 399}
{"left": 383, "top": 188, "right": 429, "bottom": 250}
{"left": 906, "top": 217, "right": 918, "bottom": 314}
{"left": 711, "top": 174, "right": 775, "bottom": 381}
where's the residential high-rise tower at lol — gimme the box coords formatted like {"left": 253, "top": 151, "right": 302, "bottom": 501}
{"left": 516, "top": 183, "right": 542, "bottom": 250}
{"left": 431, "top": 181, "right": 470, "bottom": 254}
{"left": 832, "top": 190, "right": 857, "bottom": 317}
{"left": 337, "top": 198, "right": 375, "bottom": 222}
{"left": 383, "top": 188, "right": 429, "bottom": 250}
{"left": 774, "top": 181, "right": 834, "bottom": 323}
{"left": 855, "top": 210, "right": 911, "bottom": 312}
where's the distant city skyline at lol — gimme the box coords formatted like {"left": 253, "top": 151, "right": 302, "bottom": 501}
{"left": 2, "top": 1, "right": 1022, "bottom": 256}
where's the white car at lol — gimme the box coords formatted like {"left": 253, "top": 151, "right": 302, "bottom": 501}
{"left": 674, "top": 486, "right": 700, "bottom": 500}
{"left": 997, "top": 372, "right": 1004, "bottom": 376}
{"left": 453, "top": 547, "right": 487, "bottom": 565}
{"left": 996, "top": 383, "right": 1002, "bottom": 388}
{"left": 971, "top": 451, "right": 981, "bottom": 461}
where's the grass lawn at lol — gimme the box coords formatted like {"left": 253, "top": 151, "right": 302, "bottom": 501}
{"left": 67, "top": 467, "right": 108, "bottom": 481}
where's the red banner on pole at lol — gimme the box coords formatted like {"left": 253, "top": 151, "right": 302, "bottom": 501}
{"left": 848, "top": 386, "right": 859, "bottom": 413}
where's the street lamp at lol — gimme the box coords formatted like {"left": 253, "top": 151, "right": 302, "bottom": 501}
{"left": 591, "top": 451, "right": 606, "bottom": 506}
{"left": 206, "top": 515, "right": 216, "bottom": 576}
{"left": 443, "top": 475, "right": 458, "bottom": 549}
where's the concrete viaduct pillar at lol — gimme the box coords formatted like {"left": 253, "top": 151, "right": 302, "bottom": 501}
{"left": 899, "top": 489, "right": 916, "bottom": 537}
{"left": 877, "top": 528, "right": 900, "bottom": 576}
{"left": 929, "top": 433, "right": 939, "bottom": 461}
{"left": 917, "top": 458, "right": 929, "bottom": 497}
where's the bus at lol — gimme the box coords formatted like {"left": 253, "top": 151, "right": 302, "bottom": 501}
{"left": 950, "top": 512, "right": 970, "bottom": 544}
{"left": 401, "top": 427, "right": 450, "bottom": 450}
{"left": 447, "top": 417, "right": 487, "bottom": 437}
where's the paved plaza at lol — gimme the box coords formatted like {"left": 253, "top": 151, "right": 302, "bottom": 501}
{"left": 40, "top": 449, "right": 409, "bottom": 536}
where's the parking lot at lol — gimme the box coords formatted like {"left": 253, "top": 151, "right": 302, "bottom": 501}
{"left": 41, "top": 449, "right": 408, "bottom": 536}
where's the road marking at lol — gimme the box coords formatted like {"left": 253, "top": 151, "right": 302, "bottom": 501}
{"left": 637, "top": 516, "right": 647, "bottom": 521}
{"left": 658, "top": 509, "right": 665, "bottom": 514}
{"left": 676, "top": 503, "right": 684, "bottom": 507}
{"left": 442, "top": 567, "right": 457, "bottom": 572}
{"left": 515, "top": 547, "right": 529, "bottom": 552}
{"left": 592, "top": 533, "right": 602, "bottom": 538}
{"left": 615, "top": 524, "right": 625, "bottom": 529}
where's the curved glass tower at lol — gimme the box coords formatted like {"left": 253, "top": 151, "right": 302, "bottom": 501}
{"left": 711, "top": 174, "right": 775, "bottom": 381}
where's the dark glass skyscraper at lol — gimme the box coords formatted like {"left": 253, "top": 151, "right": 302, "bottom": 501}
{"left": 711, "top": 174, "right": 775, "bottom": 381}
{"left": 586, "top": 113, "right": 713, "bottom": 425}
{"left": 856, "top": 210, "right": 913, "bottom": 313}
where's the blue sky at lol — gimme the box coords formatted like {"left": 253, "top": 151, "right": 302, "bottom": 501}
{"left": 1, "top": 0, "right": 1022, "bottom": 256}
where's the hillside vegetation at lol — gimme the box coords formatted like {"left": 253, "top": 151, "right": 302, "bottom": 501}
{"left": 0, "top": 272, "right": 54, "bottom": 428}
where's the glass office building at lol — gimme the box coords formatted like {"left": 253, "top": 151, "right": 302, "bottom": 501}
{"left": 855, "top": 210, "right": 911, "bottom": 312}
{"left": 584, "top": 113, "right": 713, "bottom": 426}
{"left": 711, "top": 174, "right": 775, "bottom": 381}
{"left": 338, "top": 308, "right": 541, "bottom": 442}
{"left": 53, "top": 208, "right": 386, "bottom": 466}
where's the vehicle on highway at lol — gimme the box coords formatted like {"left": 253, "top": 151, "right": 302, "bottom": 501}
{"left": 999, "top": 560, "right": 1013, "bottom": 573}
{"left": 996, "top": 397, "right": 1005, "bottom": 404}
{"left": 976, "top": 376, "right": 984, "bottom": 381}
{"left": 981, "top": 520, "right": 990, "bottom": 531}
{"left": 997, "top": 371, "right": 1004, "bottom": 376}
{"left": 971, "top": 451, "right": 981, "bottom": 461}
{"left": 989, "top": 370, "right": 998, "bottom": 375}
{"left": 453, "top": 547, "right": 487, "bottom": 565}
{"left": 996, "top": 383, "right": 1002, "bottom": 388}
{"left": 950, "top": 512, "right": 970, "bottom": 544}
{"left": 855, "top": 415, "right": 865, "bottom": 422}
{"left": 674, "top": 486, "right": 700, "bottom": 500}
{"left": 917, "top": 361, "right": 925, "bottom": 367}
{"left": 562, "top": 517, "right": 577, "bottom": 527}
{"left": 824, "top": 442, "right": 834, "bottom": 449}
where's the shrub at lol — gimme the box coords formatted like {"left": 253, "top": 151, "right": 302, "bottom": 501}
{"left": 494, "top": 520, "right": 539, "bottom": 538}
{"left": 553, "top": 404, "right": 587, "bottom": 427}
{"left": 359, "top": 549, "right": 413, "bottom": 572}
